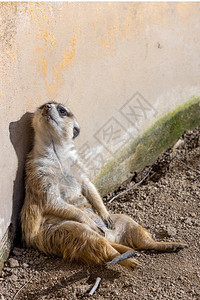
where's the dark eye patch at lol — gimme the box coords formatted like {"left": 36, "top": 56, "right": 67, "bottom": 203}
{"left": 57, "top": 106, "right": 68, "bottom": 117}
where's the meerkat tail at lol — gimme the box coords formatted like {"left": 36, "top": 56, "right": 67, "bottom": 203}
{"left": 150, "top": 241, "right": 187, "bottom": 252}
{"left": 126, "top": 225, "right": 187, "bottom": 252}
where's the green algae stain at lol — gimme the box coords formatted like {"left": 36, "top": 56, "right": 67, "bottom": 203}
{"left": 95, "top": 97, "right": 200, "bottom": 196}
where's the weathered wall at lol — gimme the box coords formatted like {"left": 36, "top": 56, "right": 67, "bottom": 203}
{"left": 1, "top": 2, "right": 200, "bottom": 255}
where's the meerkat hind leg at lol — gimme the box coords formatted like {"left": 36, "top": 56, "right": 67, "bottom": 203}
{"left": 108, "top": 214, "right": 187, "bottom": 252}
{"left": 35, "top": 221, "right": 140, "bottom": 270}
{"left": 110, "top": 242, "right": 135, "bottom": 254}
{"left": 130, "top": 224, "right": 187, "bottom": 252}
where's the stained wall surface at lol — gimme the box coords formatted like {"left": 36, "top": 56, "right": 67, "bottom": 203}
{"left": 1, "top": 2, "right": 200, "bottom": 242}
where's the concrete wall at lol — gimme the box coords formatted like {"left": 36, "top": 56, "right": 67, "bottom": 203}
{"left": 1, "top": 2, "right": 200, "bottom": 249}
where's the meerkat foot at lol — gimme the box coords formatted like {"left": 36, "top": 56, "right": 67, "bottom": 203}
{"left": 124, "top": 224, "right": 187, "bottom": 252}
{"left": 119, "top": 257, "right": 142, "bottom": 271}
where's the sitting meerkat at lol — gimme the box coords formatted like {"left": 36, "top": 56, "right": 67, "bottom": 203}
{"left": 21, "top": 102, "right": 186, "bottom": 270}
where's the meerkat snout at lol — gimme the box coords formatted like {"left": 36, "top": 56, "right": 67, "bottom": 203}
{"left": 45, "top": 104, "right": 51, "bottom": 110}
{"left": 42, "top": 104, "right": 52, "bottom": 120}
{"left": 73, "top": 126, "right": 80, "bottom": 139}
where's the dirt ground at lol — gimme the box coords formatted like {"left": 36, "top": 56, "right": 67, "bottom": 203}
{"left": 1, "top": 126, "right": 200, "bottom": 300}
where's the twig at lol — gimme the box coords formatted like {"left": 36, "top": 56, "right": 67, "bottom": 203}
{"left": 180, "top": 161, "right": 200, "bottom": 175}
{"left": 108, "top": 167, "right": 152, "bottom": 203}
{"left": 13, "top": 275, "right": 34, "bottom": 300}
{"left": 106, "top": 250, "right": 135, "bottom": 265}
{"left": 88, "top": 277, "right": 101, "bottom": 296}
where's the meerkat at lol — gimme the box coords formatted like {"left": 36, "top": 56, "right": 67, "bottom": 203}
{"left": 21, "top": 102, "right": 186, "bottom": 271}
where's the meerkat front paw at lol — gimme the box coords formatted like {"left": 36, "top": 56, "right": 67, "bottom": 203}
{"left": 100, "top": 212, "right": 113, "bottom": 229}
{"left": 81, "top": 215, "right": 104, "bottom": 234}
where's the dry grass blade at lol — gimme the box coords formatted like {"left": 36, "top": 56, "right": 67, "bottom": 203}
{"left": 88, "top": 277, "right": 101, "bottom": 296}
{"left": 13, "top": 276, "right": 34, "bottom": 300}
{"left": 108, "top": 167, "right": 152, "bottom": 203}
{"left": 180, "top": 160, "right": 200, "bottom": 175}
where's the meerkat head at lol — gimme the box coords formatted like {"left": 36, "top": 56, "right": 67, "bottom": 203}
{"left": 32, "top": 102, "right": 80, "bottom": 141}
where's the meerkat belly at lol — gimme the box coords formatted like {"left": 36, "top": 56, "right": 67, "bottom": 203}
{"left": 73, "top": 197, "right": 108, "bottom": 232}
{"left": 58, "top": 174, "right": 108, "bottom": 231}
{"left": 61, "top": 190, "right": 107, "bottom": 231}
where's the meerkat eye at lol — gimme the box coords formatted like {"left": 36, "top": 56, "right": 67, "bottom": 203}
{"left": 57, "top": 106, "right": 68, "bottom": 117}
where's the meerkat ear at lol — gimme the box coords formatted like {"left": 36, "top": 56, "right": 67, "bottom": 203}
{"left": 73, "top": 126, "right": 80, "bottom": 139}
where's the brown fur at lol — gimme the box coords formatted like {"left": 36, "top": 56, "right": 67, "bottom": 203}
{"left": 21, "top": 102, "right": 186, "bottom": 271}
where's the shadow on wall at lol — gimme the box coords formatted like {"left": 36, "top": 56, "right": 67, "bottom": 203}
{"left": 9, "top": 112, "right": 34, "bottom": 246}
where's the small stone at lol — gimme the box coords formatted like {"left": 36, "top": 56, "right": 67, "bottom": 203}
{"left": 135, "top": 252, "right": 141, "bottom": 257}
{"left": 8, "top": 258, "right": 19, "bottom": 268}
{"left": 22, "top": 263, "right": 29, "bottom": 268}
{"left": 185, "top": 217, "right": 192, "bottom": 225}
{"left": 8, "top": 274, "right": 18, "bottom": 281}
{"left": 13, "top": 248, "right": 22, "bottom": 256}
{"left": 173, "top": 139, "right": 184, "bottom": 150}
{"left": 3, "top": 267, "right": 11, "bottom": 272}
{"left": 0, "top": 294, "right": 5, "bottom": 300}
{"left": 196, "top": 271, "right": 200, "bottom": 278}
{"left": 12, "top": 269, "right": 18, "bottom": 275}
{"left": 165, "top": 226, "right": 177, "bottom": 237}
{"left": 190, "top": 212, "right": 196, "bottom": 217}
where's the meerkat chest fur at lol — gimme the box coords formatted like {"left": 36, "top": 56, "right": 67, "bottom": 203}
{"left": 42, "top": 140, "right": 83, "bottom": 203}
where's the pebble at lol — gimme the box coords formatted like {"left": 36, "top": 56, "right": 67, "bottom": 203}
{"left": 8, "top": 274, "right": 18, "bottom": 281}
{"left": 3, "top": 267, "right": 11, "bottom": 272}
{"left": 166, "top": 226, "right": 177, "bottom": 237}
{"left": 22, "top": 263, "right": 29, "bottom": 268}
{"left": 173, "top": 139, "right": 184, "bottom": 150}
{"left": 13, "top": 248, "right": 23, "bottom": 256}
{"left": 196, "top": 271, "right": 200, "bottom": 279}
{"left": 189, "top": 212, "right": 196, "bottom": 217}
{"left": 8, "top": 258, "right": 19, "bottom": 268}
{"left": 185, "top": 217, "right": 193, "bottom": 225}
{"left": 161, "top": 225, "right": 177, "bottom": 237}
